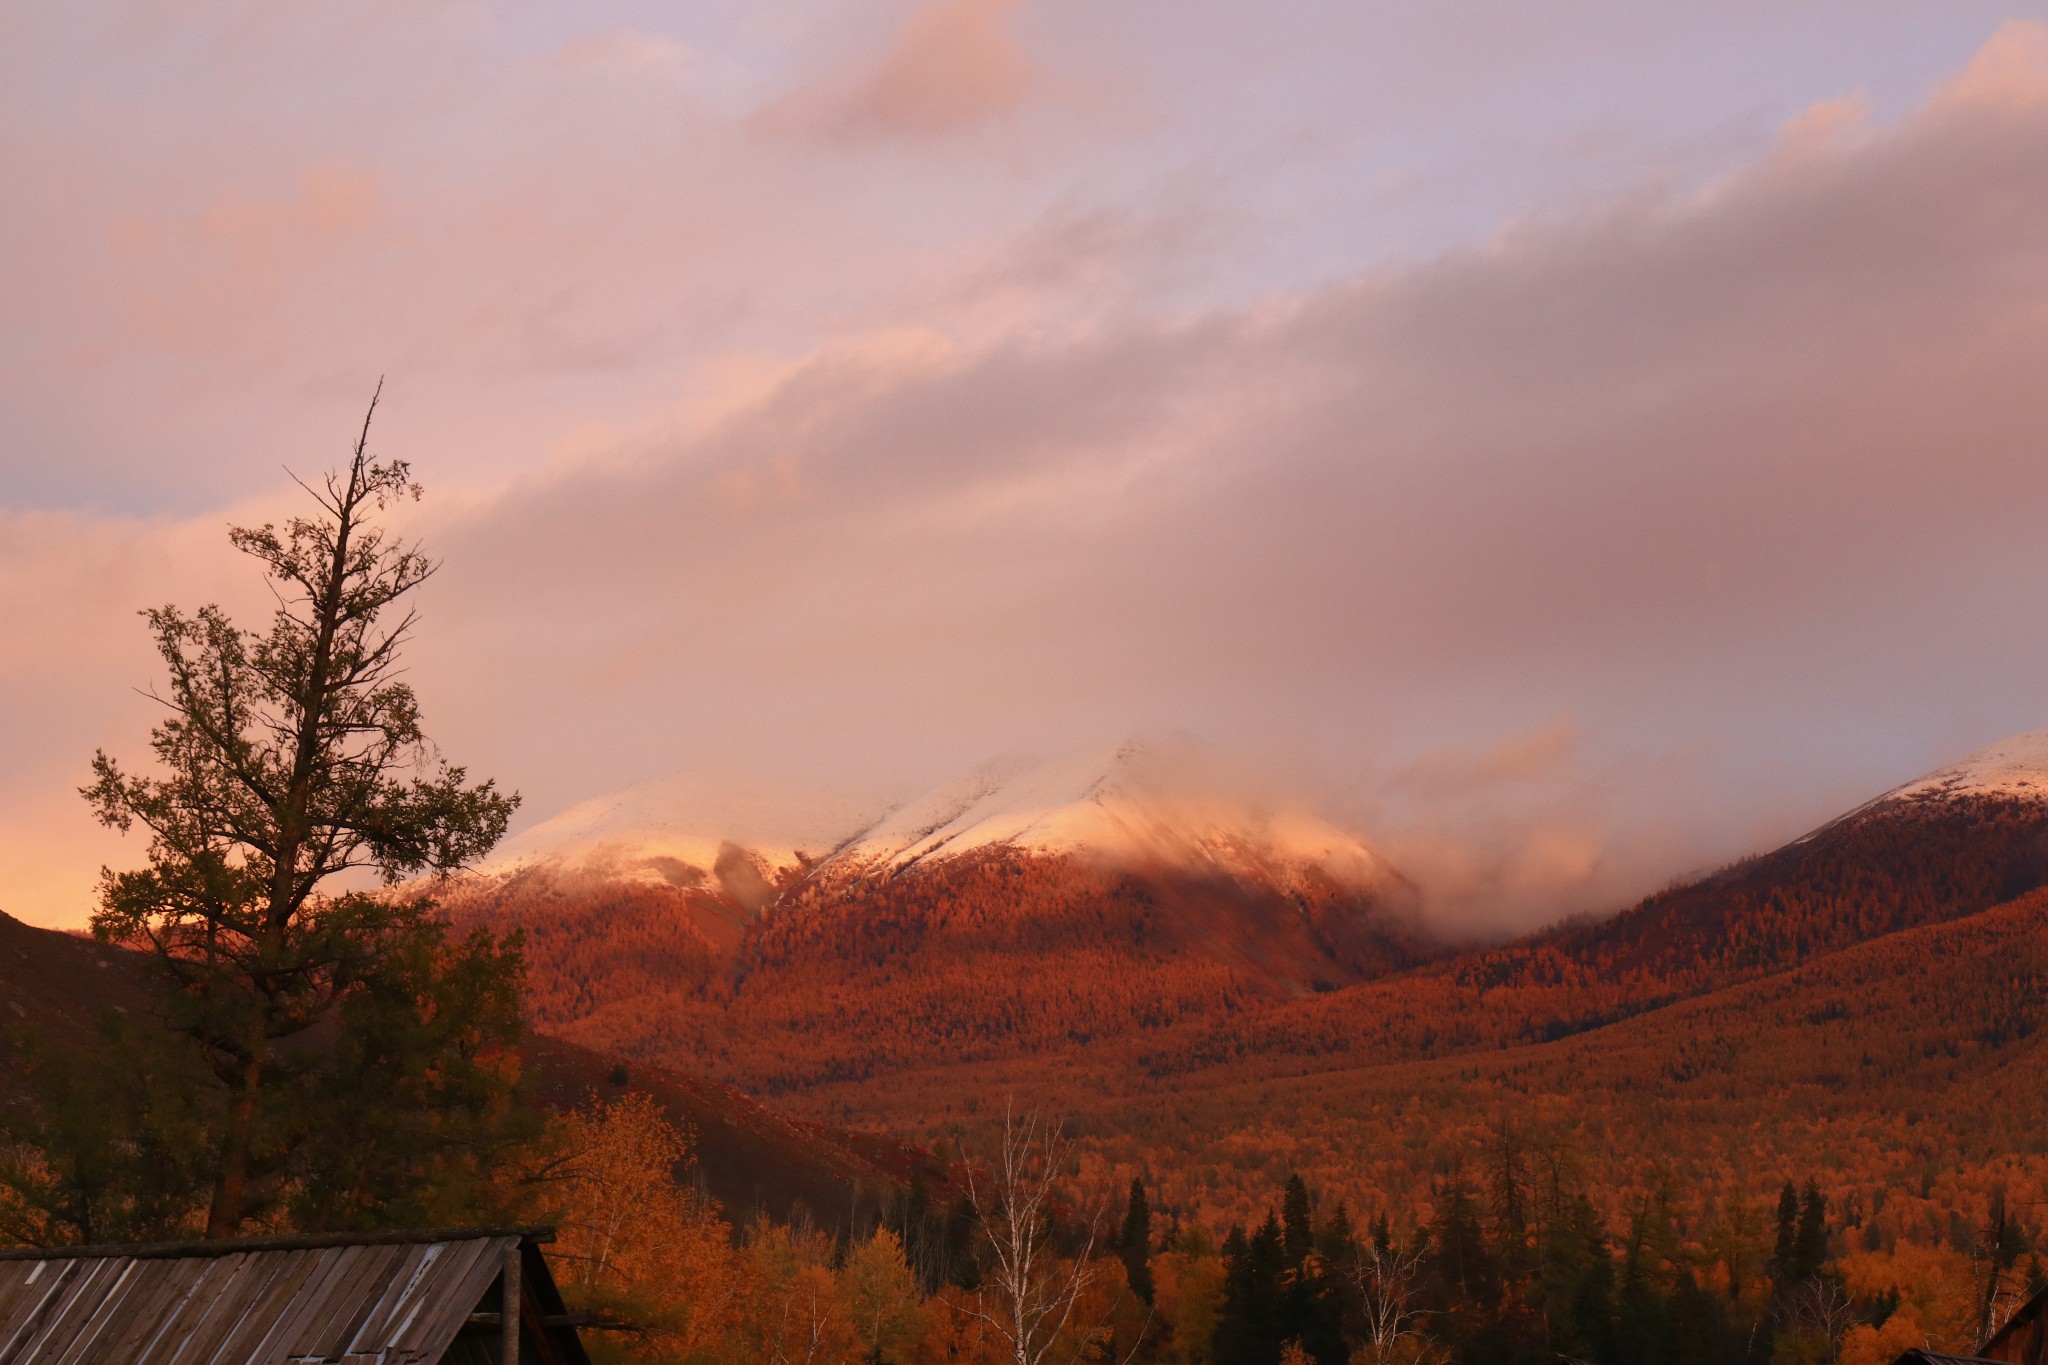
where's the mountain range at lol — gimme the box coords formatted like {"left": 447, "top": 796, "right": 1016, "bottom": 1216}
{"left": 10, "top": 729, "right": 2048, "bottom": 1232}
{"left": 434, "top": 728, "right": 2048, "bottom": 1223}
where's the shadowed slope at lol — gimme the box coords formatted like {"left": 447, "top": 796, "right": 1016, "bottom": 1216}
{"left": 0, "top": 909, "right": 919, "bottom": 1232}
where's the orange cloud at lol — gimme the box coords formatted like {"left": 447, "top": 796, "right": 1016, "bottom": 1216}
{"left": 1389, "top": 721, "right": 1581, "bottom": 799}
{"left": 101, "top": 159, "right": 386, "bottom": 365}
{"left": 760, "top": 0, "right": 1038, "bottom": 139}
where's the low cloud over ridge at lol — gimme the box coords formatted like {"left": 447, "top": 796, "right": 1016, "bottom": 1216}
{"left": 5, "top": 20, "right": 2048, "bottom": 929}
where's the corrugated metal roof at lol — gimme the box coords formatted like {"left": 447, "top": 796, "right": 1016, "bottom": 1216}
{"left": 0, "top": 1230, "right": 526, "bottom": 1365}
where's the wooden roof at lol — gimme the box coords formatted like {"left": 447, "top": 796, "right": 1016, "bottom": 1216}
{"left": 0, "top": 1227, "right": 567, "bottom": 1365}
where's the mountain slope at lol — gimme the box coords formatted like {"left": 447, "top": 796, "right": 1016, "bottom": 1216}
{"left": 1131, "top": 736, "right": 2048, "bottom": 1080}
{"left": 0, "top": 908, "right": 919, "bottom": 1231}
{"left": 1040, "top": 883, "right": 2048, "bottom": 1229}
{"left": 448, "top": 745, "right": 1433, "bottom": 1092}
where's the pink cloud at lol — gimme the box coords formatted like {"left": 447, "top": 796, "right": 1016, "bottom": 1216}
{"left": 6, "top": 15, "right": 2048, "bottom": 938}
{"left": 758, "top": 0, "right": 1039, "bottom": 139}
{"left": 1935, "top": 18, "right": 2048, "bottom": 111}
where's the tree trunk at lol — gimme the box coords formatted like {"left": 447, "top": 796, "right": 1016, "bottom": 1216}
{"left": 205, "top": 1050, "right": 266, "bottom": 1237}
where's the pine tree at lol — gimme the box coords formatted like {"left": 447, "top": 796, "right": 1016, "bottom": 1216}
{"left": 1316, "top": 1202, "right": 1355, "bottom": 1268}
{"left": 1792, "top": 1180, "right": 1828, "bottom": 1284}
{"left": 1282, "top": 1174, "right": 1315, "bottom": 1268}
{"left": 1486, "top": 1120, "right": 1532, "bottom": 1284}
{"left": 1538, "top": 1192, "right": 1613, "bottom": 1365}
{"left": 1120, "top": 1176, "right": 1155, "bottom": 1305}
{"left": 1428, "top": 1170, "right": 1497, "bottom": 1310}
{"left": 1770, "top": 1180, "right": 1801, "bottom": 1293}
{"left": 1217, "top": 1214, "right": 1289, "bottom": 1365}
{"left": 67, "top": 391, "right": 526, "bottom": 1237}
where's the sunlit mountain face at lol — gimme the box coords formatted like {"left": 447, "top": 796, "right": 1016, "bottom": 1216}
{"left": 435, "top": 731, "right": 2048, "bottom": 1207}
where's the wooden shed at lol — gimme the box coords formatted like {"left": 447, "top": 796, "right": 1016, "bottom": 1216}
{"left": 0, "top": 1226, "right": 592, "bottom": 1365}
{"left": 1976, "top": 1285, "right": 2048, "bottom": 1363}
{"left": 1892, "top": 1285, "right": 2048, "bottom": 1365}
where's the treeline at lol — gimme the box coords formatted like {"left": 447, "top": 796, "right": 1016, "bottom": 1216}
{"left": 539, "top": 1098, "right": 2038, "bottom": 1365}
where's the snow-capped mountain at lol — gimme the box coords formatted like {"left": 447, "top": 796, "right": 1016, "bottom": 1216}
{"left": 1799, "top": 728, "right": 2048, "bottom": 844}
{"left": 814, "top": 742, "right": 1398, "bottom": 894}
{"left": 489, "top": 741, "right": 1401, "bottom": 909}
{"left": 484, "top": 775, "right": 886, "bottom": 909}
{"left": 455, "top": 742, "right": 1428, "bottom": 1020}
{"left": 1876, "top": 729, "right": 2048, "bottom": 805}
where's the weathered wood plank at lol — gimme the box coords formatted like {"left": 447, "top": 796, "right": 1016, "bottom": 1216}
{"left": 339, "top": 1241, "right": 432, "bottom": 1351}
{"left": 0, "top": 1230, "right": 578, "bottom": 1365}
{"left": 0, "top": 1228, "right": 552, "bottom": 1262}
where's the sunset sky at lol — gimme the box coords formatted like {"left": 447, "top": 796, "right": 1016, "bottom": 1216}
{"left": 5, "top": 1, "right": 2048, "bottom": 929}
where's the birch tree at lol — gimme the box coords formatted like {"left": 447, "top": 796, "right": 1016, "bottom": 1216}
{"left": 961, "top": 1109, "right": 1105, "bottom": 1365}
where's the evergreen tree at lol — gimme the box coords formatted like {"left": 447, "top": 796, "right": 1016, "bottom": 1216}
{"left": 1120, "top": 1176, "right": 1155, "bottom": 1304}
{"left": 1539, "top": 1192, "right": 1614, "bottom": 1365}
{"left": 1486, "top": 1120, "right": 1532, "bottom": 1285}
{"left": 1791, "top": 1180, "right": 1829, "bottom": 1285}
{"left": 1269, "top": 1177, "right": 1346, "bottom": 1364}
{"left": 1769, "top": 1181, "right": 1801, "bottom": 1293}
{"left": 1216, "top": 1225, "right": 1254, "bottom": 1363}
{"left": 1428, "top": 1170, "right": 1498, "bottom": 1311}
{"left": 1283, "top": 1174, "right": 1315, "bottom": 1267}
{"left": 1217, "top": 1214, "right": 1289, "bottom": 1365}
{"left": 17, "top": 393, "right": 529, "bottom": 1239}
{"left": 1666, "top": 1268, "right": 1738, "bottom": 1365}
{"left": 1611, "top": 1212, "right": 1672, "bottom": 1365}
{"left": 1316, "top": 1202, "right": 1355, "bottom": 1268}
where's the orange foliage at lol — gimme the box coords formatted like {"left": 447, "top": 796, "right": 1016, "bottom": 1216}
{"left": 455, "top": 795, "right": 2048, "bottom": 1259}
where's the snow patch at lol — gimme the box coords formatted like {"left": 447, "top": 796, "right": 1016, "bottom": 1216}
{"left": 486, "top": 742, "right": 1398, "bottom": 895}
{"left": 1880, "top": 728, "right": 2048, "bottom": 804}
{"left": 486, "top": 775, "right": 888, "bottom": 886}
{"left": 820, "top": 742, "right": 1397, "bottom": 890}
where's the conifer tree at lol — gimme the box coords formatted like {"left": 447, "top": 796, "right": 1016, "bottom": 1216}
{"left": 73, "top": 390, "right": 526, "bottom": 1237}
{"left": 1216, "top": 1215, "right": 1288, "bottom": 1365}
{"left": 1315, "top": 1203, "right": 1354, "bottom": 1268}
{"left": 1792, "top": 1180, "right": 1829, "bottom": 1284}
{"left": 1282, "top": 1175, "right": 1315, "bottom": 1268}
{"left": 1120, "top": 1176, "right": 1155, "bottom": 1305}
{"left": 1769, "top": 1181, "right": 1801, "bottom": 1294}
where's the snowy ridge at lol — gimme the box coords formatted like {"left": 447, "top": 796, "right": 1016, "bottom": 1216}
{"left": 1877, "top": 729, "right": 2048, "bottom": 805}
{"left": 816, "top": 743, "right": 1397, "bottom": 891}
{"left": 486, "top": 775, "right": 886, "bottom": 891}
{"left": 487, "top": 743, "right": 1399, "bottom": 899}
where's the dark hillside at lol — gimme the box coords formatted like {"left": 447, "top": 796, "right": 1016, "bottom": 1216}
{"left": 0, "top": 908, "right": 913, "bottom": 1233}
{"left": 0, "top": 909, "right": 154, "bottom": 1069}
{"left": 522, "top": 1034, "right": 937, "bottom": 1232}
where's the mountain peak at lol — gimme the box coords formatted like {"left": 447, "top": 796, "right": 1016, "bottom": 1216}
{"left": 819, "top": 742, "right": 1396, "bottom": 890}
{"left": 1881, "top": 728, "right": 2048, "bottom": 805}
{"left": 483, "top": 741, "right": 1398, "bottom": 899}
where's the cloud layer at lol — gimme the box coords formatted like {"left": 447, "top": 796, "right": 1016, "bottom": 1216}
{"left": 4, "top": 7, "right": 2047, "bottom": 929}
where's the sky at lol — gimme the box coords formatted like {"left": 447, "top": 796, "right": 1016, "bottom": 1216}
{"left": 5, "top": 1, "right": 2048, "bottom": 930}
